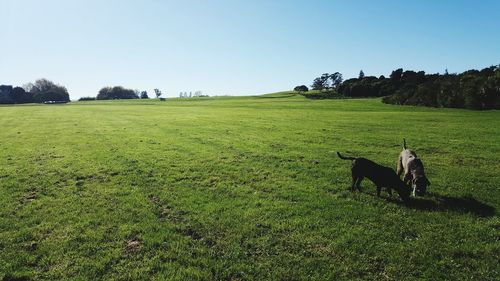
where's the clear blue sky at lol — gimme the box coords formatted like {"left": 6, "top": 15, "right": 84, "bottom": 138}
{"left": 1, "top": 0, "right": 499, "bottom": 99}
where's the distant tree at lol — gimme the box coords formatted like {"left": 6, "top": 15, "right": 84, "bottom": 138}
{"left": 22, "top": 83, "right": 35, "bottom": 93}
{"left": 358, "top": 70, "right": 365, "bottom": 79}
{"left": 311, "top": 73, "right": 330, "bottom": 90}
{"left": 154, "top": 89, "right": 162, "bottom": 98}
{"left": 436, "top": 75, "right": 461, "bottom": 108}
{"left": 311, "top": 78, "right": 323, "bottom": 91}
{"left": 24, "top": 79, "right": 70, "bottom": 103}
{"left": 302, "top": 64, "right": 498, "bottom": 109}
{"left": 381, "top": 65, "right": 500, "bottom": 109}
{"left": 479, "top": 65, "right": 496, "bottom": 76}
{"left": 329, "top": 72, "right": 343, "bottom": 88}
{"left": 98, "top": 87, "right": 112, "bottom": 99}
{"left": 140, "top": 91, "right": 149, "bottom": 99}
{"left": 0, "top": 85, "right": 35, "bottom": 104}
{"left": 11, "top": 87, "right": 28, "bottom": 103}
{"left": 293, "top": 85, "right": 309, "bottom": 92}
{"left": 29, "top": 79, "right": 67, "bottom": 94}
{"left": 96, "top": 86, "right": 139, "bottom": 100}
{"left": 0, "top": 85, "right": 14, "bottom": 104}
{"left": 390, "top": 68, "right": 404, "bottom": 83}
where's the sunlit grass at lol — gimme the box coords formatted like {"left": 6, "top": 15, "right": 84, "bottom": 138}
{"left": 0, "top": 95, "right": 499, "bottom": 280}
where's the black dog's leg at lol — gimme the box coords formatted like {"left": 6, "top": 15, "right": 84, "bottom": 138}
{"left": 351, "top": 173, "right": 357, "bottom": 191}
{"left": 376, "top": 186, "right": 382, "bottom": 197}
{"left": 355, "top": 176, "right": 364, "bottom": 191}
{"left": 387, "top": 188, "right": 393, "bottom": 197}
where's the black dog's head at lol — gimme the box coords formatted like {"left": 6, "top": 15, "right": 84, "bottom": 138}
{"left": 412, "top": 176, "right": 430, "bottom": 196}
{"left": 396, "top": 180, "right": 412, "bottom": 203}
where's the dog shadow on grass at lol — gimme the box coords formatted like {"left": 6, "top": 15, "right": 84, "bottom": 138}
{"left": 388, "top": 192, "right": 496, "bottom": 217}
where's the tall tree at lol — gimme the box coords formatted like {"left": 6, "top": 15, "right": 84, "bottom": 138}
{"left": 358, "top": 70, "right": 365, "bottom": 79}
{"left": 25, "top": 79, "right": 70, "bottom": 103}
{"left": 311, "top": 73, "right": 330, "bottom": 90}
{"left": 329, "top": 72, "right": 343, "bottom": 88}
{"left": 390, "top": 68, "right": 404, "bottom": 83}
{"left": 311, "top": 78, "right": 324, "bottom": 91}
{"left": 154, "top": 88, "right": 162, "bottom": 98}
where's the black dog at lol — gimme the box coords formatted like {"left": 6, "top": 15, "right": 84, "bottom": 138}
{"left": 337, "top": 152, "right": 411, "bottom": 202}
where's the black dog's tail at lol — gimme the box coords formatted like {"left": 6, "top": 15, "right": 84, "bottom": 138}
{"left": 337, "top": 152, "right": 356, "bottom": 161}
{"left": 403, "top": 138, "right": 407, "bottom": 150}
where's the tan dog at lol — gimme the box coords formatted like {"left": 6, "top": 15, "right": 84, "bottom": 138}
{"left": 397, "top": 139, "right": 430, "bottom": 196}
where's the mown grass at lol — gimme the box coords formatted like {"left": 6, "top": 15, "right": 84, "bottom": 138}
{"left": 0, "top": 93, "right": 499, "bottom": 280}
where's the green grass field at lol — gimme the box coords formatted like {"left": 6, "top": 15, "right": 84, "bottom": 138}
{"left": 1, "top": 93, "right": 499, "bottom": 280}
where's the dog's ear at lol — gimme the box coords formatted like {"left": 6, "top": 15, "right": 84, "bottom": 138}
{"left": 425, "top": 177, "right": 431, "bottom": 186}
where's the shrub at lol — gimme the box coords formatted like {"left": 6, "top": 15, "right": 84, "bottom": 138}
{"left": 301, "top": 90, "right": 344, "bottom": 99}
{"left": 97, "top": 86, "right": 140, "bottom": 100}
{"left": 33, "top": 91, "right": 70, "bottom": 103}
{"left": 78, "top": 97, "right": 96, "bottom": 101}
{"left": 293, "top": 85, "right": 309, "bottom": 92}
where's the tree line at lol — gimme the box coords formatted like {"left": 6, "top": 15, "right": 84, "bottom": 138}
{"left": 0, "top": 79, "right": 70, "bottom": 104}
{"left": 81, "top": 87, "right": 164, "bottom": 101}
{"left": 0, "top": 79, "right": 167, "bottom": 104}
{"left": 296, "top": 65, "right": 500, "bottom": 109}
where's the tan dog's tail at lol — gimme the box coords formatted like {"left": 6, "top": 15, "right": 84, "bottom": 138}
{"left": 403, "top": 138, "right": 407, "bottom": 150}
{"left": 337, "top": 152, "right": 356, "bottom": 161}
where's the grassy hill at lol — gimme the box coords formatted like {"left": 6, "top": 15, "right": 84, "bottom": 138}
{"left": 0, "top": 95, "right": 499, "bottom": 280}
